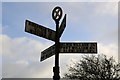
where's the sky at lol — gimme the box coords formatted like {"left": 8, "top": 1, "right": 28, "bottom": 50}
{"left": 1, "top": 0, "right": 119, "bottom": 79}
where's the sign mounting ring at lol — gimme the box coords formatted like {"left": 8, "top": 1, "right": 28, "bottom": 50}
{"left": 52, "top": 6, "right": 63, "bottom": 22}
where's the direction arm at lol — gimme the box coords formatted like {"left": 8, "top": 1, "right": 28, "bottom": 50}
{"left": 25, "top": 20, "right": 56, "bottom": 41}
{"left": 59, "top": 14, "right": 66, "bottom": 38}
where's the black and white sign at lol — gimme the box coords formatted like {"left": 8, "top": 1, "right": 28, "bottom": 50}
{"left": 25, "top": 20, "right": 56, "bottom": 41}
{"left": 40, "top": 42, "right": 97, "bottom": 61}
{"left": 59, "top": 14, "right": 66, "bottom": 38}
{"left": 60, "top": 42, "right": 97, "bottom": 53}
{"left": 41, "top": 44, "right": 55, "bottom": 61}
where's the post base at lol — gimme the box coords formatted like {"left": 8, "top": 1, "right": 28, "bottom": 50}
{"left": 53, "top": 66, "right": 60, "bottom": 80}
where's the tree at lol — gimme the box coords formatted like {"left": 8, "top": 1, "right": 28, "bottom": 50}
{"left": 63, "top": 55, "right": 120, "bottom": 80}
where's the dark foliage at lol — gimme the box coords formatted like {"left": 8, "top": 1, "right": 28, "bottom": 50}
{"left": 64, "top": 55, "right": 120, "bottom": 80}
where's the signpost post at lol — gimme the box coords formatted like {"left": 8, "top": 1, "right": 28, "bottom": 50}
{"left": 25, "top": 6, "right": 97, "bottom": 80}
{"left": 52, "top": 6, "right": 63, "bottom": 80}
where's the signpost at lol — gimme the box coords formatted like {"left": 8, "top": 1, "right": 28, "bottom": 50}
{"left": 25, "top": 6, "right": 98, "bottom": 80}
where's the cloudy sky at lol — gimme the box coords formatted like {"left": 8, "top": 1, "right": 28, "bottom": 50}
{"left": 1, "top": 0, "right": 118, "bottom": 78}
